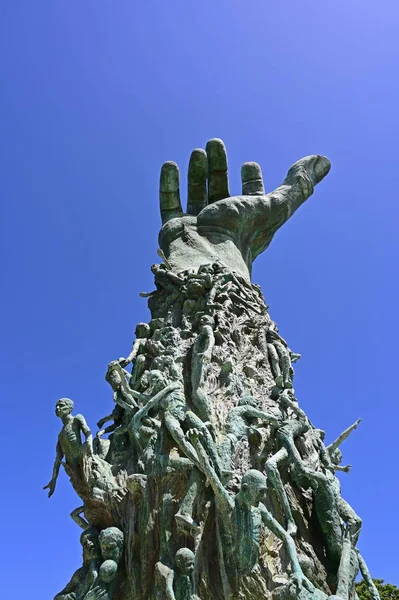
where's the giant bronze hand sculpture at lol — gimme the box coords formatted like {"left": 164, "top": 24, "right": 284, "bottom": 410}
{"left": 50, "top": 138, "right": 381, "bottom": 600}
{"left": 159, "top": 138, "right": 330, "bottom": 279}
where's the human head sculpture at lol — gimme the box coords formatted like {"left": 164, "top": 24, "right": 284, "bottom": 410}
{"left": 237, "top": 470, "right": 268, "bottom": 507}
{"left": 55, "top": 398, "right": 74, "bottom": 419}
{"left": 314, "top": 428, "right": 326, "bottom": 443}
{"left": 99, "top": 527, "right": 124, "bottom": 563}
{"left": 151, "top": 263, "right": 166, "bottom": 275}
{"left": 198, "top": 264, "right": 213, "bottom": 275}
{"left": 135, "top": 322, "right": 151, "bottom": 339}
{"left": 329, "top": 447, "right": 343, "bottom": 466}
{"left": 175, "top": 547, "right": 195, "bottom": 575}
{"left": 99, "top": 559, "right": 118, "bottom": 583}
{"left": 147, "top": 369, "right": 167, "bottom": 393}
{"left": 105, "top": 361, "right": 124, "bottom": 389}
{"left": 211, "top": 261, "right": 225, "bottom": 274}
{"left": 139, "top": 370, "right": 150, "bottom": 390}
{"left": 80, "top": 527, "right": 100, "bottom": 562}
{"left": 199, "top": 314, "right": 215, "bottom": 328}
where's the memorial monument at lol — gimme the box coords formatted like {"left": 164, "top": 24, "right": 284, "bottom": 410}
{"left": 45, "top": 139, "right": 379, "bottom": 600}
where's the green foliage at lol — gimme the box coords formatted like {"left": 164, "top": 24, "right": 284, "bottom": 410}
{"left": 356, "top": 579, "right": 399, "bottom": 600}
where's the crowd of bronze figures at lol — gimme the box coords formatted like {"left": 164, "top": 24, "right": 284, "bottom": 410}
{"left": 45, "top": 261, "right": 379, "bottom": 600}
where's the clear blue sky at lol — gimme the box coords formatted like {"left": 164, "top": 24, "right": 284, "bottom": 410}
{"left": 1, "top": 1, "right": 398, "bottom": 595}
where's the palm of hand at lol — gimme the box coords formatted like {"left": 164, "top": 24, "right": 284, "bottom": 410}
{"left": 158, "top": 139, "right": 330, "bottom": 279}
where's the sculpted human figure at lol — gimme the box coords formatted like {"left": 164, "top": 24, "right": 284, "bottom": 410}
{"left": 320, "top": 418, "right": 361, "bottom": 474}
{"left": 208, "top": 265, "right": 265, "bottom": 319}
{"left": 140, "top": 263, "right": 185, "bottom": 297}
{"left": 268, "top": 393, "right": 362, "bottom": 563}
{"left": 82, "top": 527, "right": 124, "bottom": 600}
{"left": 191, "top": 314, "right": 216, "bottom": 422}
{"left": 105, "top": 361, "right": 139, "bottom": 412}
{"left": 54, "top": 528, "right": 101, "bottom": 600}
{"left": 50, "top": 140, "right": 367, "bottom": 600}
{"left": 95, "top": 403, "right": 132, "bottom": 462}
{"left": 264, "top": 389, "right": 311, "bottom": 537}
{"left": 132, "top": 371, "right": 222, "bottom": 476}
{"left": 97, "top": 405, "right": 125, "bottom": 439}
{"left": 151, "top": 263, "right": 185, "bottom": 292}
{"left": 44, "top": 398, "right": 93, "bottom": 498}
{"left": 186, "top": 264, "right": 213, "bottom": 298}
{"left": 132, "top": 370, "right": 223, "bottom": 531}
{"left": 117, "top": 322, "right": 151, "bottom": 369}
{"left": 142, "top": 264, "right": 186, "bottom": 321}
{"left": 189, "top": 430, "right": 313, "bottom": 593}
{"left": 155, "top": 548, "right": 195, "bottom": 600}
{"left": 356, "top": 550, "right": 381, "bottom": 600}
{"left": 332, "top": 525, "right": 355, "bottom": 600}
{"left": 310, "top": 422, "right": 363, "bottom": 545}
{"left": 266, "top": 327, "right": 295, "bottom": 389}
{"left": 269, "top": 321, "right": 301, "bottom": 362}
{"left": 218, "top": 394, "right": 281, "bottom": 472}
{"left": 173, "top": 548, "right": 195, "bottom": 600}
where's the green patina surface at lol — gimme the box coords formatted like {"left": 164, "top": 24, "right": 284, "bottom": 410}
{"left": 45, "top": 140, "right": 379, "bottom": 600}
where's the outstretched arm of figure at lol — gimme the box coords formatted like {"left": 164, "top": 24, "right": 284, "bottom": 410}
{"left": 164, "top": 413, "right": 202, "bottom": 468}
{"left": 54, "top": 567, "right": 82, "bottom": 600}
{"left": 188, "top": 429, "right": 234, "bottom": 513}
{"left": 242, "top": 407, "right": 281, "bottom": 429}
{"left": 356, "top": 550, "right": 381, "bottom": 600}
{"left": 131, "top": 383, "right": 181, "bottom": 429}
{"left": 114, "top": 391, "right": 136, "bottom": 412}
{"left": 130, "top": 382, "right": 181, "bottom": 405}
{"left": 70, "top": 506, "right": 90, "bottom": 530}
{"left": 76, "top": 414, "right": 93, "bottom": 453}
{"left": 43, "top": 440, "right": 64, "bottom": 497}
{"left": 327, "top": 419, "right": 361, "bottom": 453}
{"left": 259, "top": 504, "right": 314, "bottom": 592}
{"left": 120, "top": 339, "right": 142, "bottom": 367}
{"left": 334, "top": 464, "right": 352, "bottom": 473}
{"left": 97, "top": 413, "right": 115, "bottom": 429}
{"left": 279, "top": 391, "right": 308, "bottom": 423}
{"left": 97, "top": 422, "right": 120, "bottom": 438}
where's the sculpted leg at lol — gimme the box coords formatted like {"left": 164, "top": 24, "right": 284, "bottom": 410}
{"left": 302, "top": 470, "right": 343, "bottom": 566}
{"left": 175, "top": 468, "right": 202, "bottom": 533}
{"left": 335, "top": 526, "right": 353, "bottom": 600}
{"left": 265, "top": 447, "right": 298, "bottom": 536}
{"left": 131, "top": 354, "right": 147, "bottom": 384}
{"left": 356, "top": 550, "right": 381, "bottom": 600}
{"left": 185, "top": 410, "right": 224, "bottom": 478}
{"left": 275, "top": 341, "right": 293, "bottom": 388}
{"left": 336, "top": 496, "right": 362, "bottom": 543}
{"left": 267, "top": 343, "right": 283, "bottom": 386}
{"left": 191, "top": 316, "right": 215, "bottom": 422}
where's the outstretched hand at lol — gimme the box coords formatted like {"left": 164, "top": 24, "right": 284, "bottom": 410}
{"left": 43, "top": 479, "right": 56, "bottom": 498}
{"left": 83, "top": 586, "right": 109, "bottom": 600}
{"left": 158, "top": 139, "right": 330, "bottom": 279}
